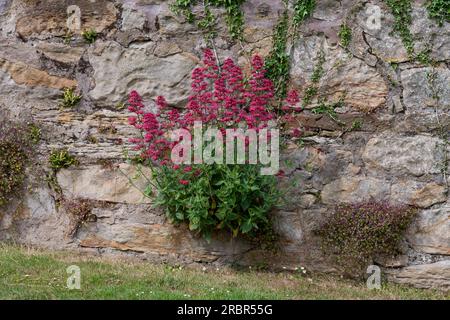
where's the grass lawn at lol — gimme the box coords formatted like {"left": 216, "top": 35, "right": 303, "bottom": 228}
{"left": 0, "top": 244, "right": 447, "bottom": 300}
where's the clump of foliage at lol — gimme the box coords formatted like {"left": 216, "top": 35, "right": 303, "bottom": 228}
{"left": 61, "top": 198, "right": 95, "bottom": 237}
{"left": 81, "top": 29, "right": 97, "bottom": 43}
{"left": 127, "top": 50, "right": 303, "bottom": 240}
{"left": 171, "top": 0, "right": 246, "bottom": 39}
{"left": 265, "top": 10, "right": 290, "bottom": 102}
{"left": 49, "top": 149, "right": 77, "bottom": 171}
{"left": 338, "top": 23, "right": 352, "bottom": 48}
{"left": 315, "top": 201, "right": 417, "bottom": 274}
{"left": 156, "top": 163, "right": 279, "bottom": 239}
{"left": 311, "top": 98, "right": 344, "bottom": 123}
{"left": 60, "top": 87, "right": 81, "bottom": 108}
{"left": 0, "top": 119, "right": 38, "bottom": 206}
{"left": 426, "top": 0, "right": 450, "bottom": 26}
{"left": 28, "top": 123, "right": 41, "bottom": 144}
{"left": 384, "top": 0, "right": 415, "bottom": 57}
{"left": 292, "top": 0, "right": 316, "bottom": 30}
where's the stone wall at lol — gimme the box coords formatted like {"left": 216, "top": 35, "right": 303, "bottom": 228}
{"left": 0, "top": 0, "right": 448, "bottom": 290}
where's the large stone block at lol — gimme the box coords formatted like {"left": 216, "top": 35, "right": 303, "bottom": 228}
{"left": 291, "top": 36, "right": 387, "bottom": 112}
{"left": 0, "top": 187, "right": 72, "bottom": 248}
{"left": 57, "top": 164, "right": 153, "bottom": 204}
{"left": 386, "top": 260, "right": 450, "bottom": 290}
{"left": 76, "top": 204, "right": 252, "bottom": 262}
{"left": 321, "top": 176, "right": 390, "bottom": 205}
{"left": 322, "top": 176, "right": 447, "bottom": 208}
{"left": 88, "top": 41, "right": 197, "bottom": 107}
{"left": 407, "top": 206, "right": 450, "bottom": 255}
{"left": 15, "top": 0, "right": 118, "bottom": 39}
{"left": 401, "top": 67, "right": 450, "bottom": 114}
{"left": 363, "top": 134, "right": 444, "bottom": 177}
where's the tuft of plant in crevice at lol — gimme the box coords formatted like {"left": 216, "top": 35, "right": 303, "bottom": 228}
{"left": 81, "top": 29, "right": 97, "bottom": 44}
{"left": 60, "top": 87, "right": 82, "bottom": 108}
{"left": 171, "top": 0, "right": 246, "bottom": 40}
{"left": 426, "top": 0, "right": 450, "bottom": 27}
{"left": 61, "top": 198, "right": 96, "bottom": 237}
{"left": 338, "top": 23, "right": 352, "bottom": 49}
{"left": 311, "top": 97, "right": 344, "bottom": 124}
{"left": 0, "top": 119, "right": 39, "bottom": 207}
{"left": 49, "top": 149, "right": 77, "bottom": 171}
{"left": 315, "top": 201, "right": 417, "bottom": 276}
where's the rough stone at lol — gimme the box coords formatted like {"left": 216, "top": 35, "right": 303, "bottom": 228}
{"left": 401, "top": 67, "right": 450, "bottom": 114}
{"left": 291, "top": 36, "right": 387, "bottom": 112}
{"left": 76, "top": 204, "right": 252, "bottom": 262}
{"left": 15, "top": 0, "right": 118, "bottom": 39}
{"left": 57, "top": 164, "right": 153, "bottom": 204}
{"left": 36, "top": 43, "right": 85, "bottom": 65}
{"left": 386, "top": 260, "right": 450, "bottom": 290}
{"left": 356, "top": 2, "right": 409, "bottom": 63}
{"left": 407, "top": 206, "right": 450, "bottom": 255}
{"left": 0, "top": 186, "right": 72, "bottom": 248}
{"left": 321, "top": 176, "right": 390, "bottom": 205}
{"left": 362, "top": 134, "right": 443, "bottom": 177}
{"left": 121, "top": 3, "right": 147, "bottom": 31}
{"left": 356, "top": 3, "right": 450, "bottom": 63}
{"left": 322, "top": 176, "right": 447, "bottom": 209}
{"left": 391, "top": 181, "right": 447, "bottom": 208}
{"left": 0, "top": 57, "right": 77, "bottom": 89}
{"left": 88, "top": 41, "right": 197, "bottom": 107}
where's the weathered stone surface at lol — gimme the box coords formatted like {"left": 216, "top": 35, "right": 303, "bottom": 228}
{"left": 291, "top": 36, "right": 387, "bottom": 112}
{"left": 363, "top": 134, "right": 443, "bottom": 177}
{"left": 322, "top": 176, "right": 447, "bottom": 208}
{"left": 15, "top": 0, "right": 118, "bottom": 39}
{"left": 321, "top": 176, "right": 390, "bottom": 205}
{"left": 410, "top": 6, "right": 450, "bottom": 62}
{"left": 401, "top": 67, "right": 450, "bottom": 114}
{"left": 0, "top": 186, "right": 72, "bottom": 248}
{"left": 0, "top": 57, "right": 77, "bottom": 89}
{"left": 356, "top": 2, "right": 408, "bottom": 63}
{"left": 272, "top": 211, "right": 303, "bottom": 243}
{"left": 76, "top": 204, "right": 252, "bottom": 262}
{"left": 407, "top": 206, "right": 450, "bottom": 255}
{"left": 390, "top": 181, "right": 447, "bottom": 208}
{"left": 88, "top": 41, "right": 197, "bottom": 107}
{"left": 57, "top": 164, "right": 153, "bottom": 204}
{"left": 386, "top": 260, "right": 450, "bottom": 290}
{"left": 356, "top": 3, "right": 450, "bottom": 63}
{"left": 121, "top": 2, "right": 148, "bottom": 31}
{"left": 36, "top": 43, "right": 85, "bottom": 65}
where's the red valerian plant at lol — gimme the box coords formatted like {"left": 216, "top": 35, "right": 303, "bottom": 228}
{"left": 127, "top": 49, "right": 302, "bottom": 240}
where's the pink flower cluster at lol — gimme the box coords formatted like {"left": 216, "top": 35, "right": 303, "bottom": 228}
{"left": 127, "top": 49, "right": 303, "bottom": 171}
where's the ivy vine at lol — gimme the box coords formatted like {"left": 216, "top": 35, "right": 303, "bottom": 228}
{"left": 264, "top": 0, "right": 317, "bottom": 104}
{"left": 426, "top": 0, "right": 450, "bottom": 26}
{"left": 384, "top": 0, "right": 415, "bottom": 57}
{"left": 292, "top": 0, "right": 316, "bottom": 31}
{"left": 171, "top": 0, "right": 246, "bottom": 40}
{"left": 265, "top": 9, "right": 290, "bottom": 103}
